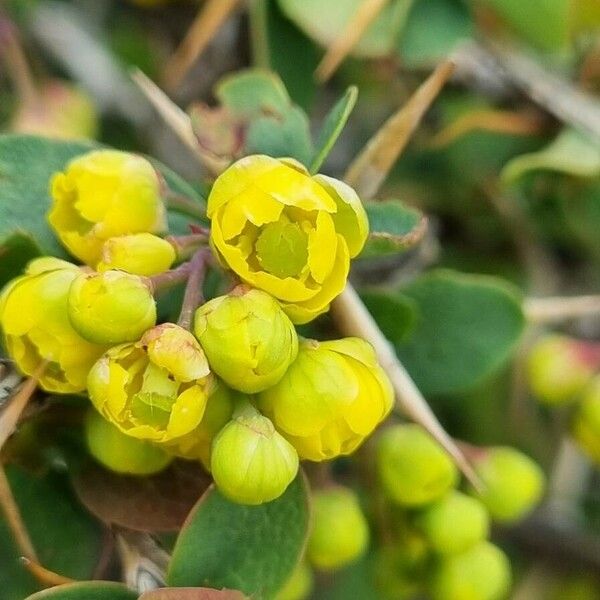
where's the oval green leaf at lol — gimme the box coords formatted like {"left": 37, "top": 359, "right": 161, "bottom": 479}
{"left": 25, "top": 582, "right": 137, "bottom": 600}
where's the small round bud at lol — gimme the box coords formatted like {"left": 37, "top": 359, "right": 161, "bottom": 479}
{"left": 307, "top": 486, "right": 369, "bottom": 570}
{"left": 88, "top": 323, "right": 211, "bottom": 442}
{"left": 373, "top": 541, "right": 427, "bottom": 600}
{"left": 430, "top": 542, "right": 512, "bottom": 600}
{"left": 258, "top": 338, "right": 393, "bottom": 461}
{"left": 571, "top": 375, "right": 600, "bottom": 463}
{"left": 527, "top": 335, "right": 599, "bottom": 405}
{"left": 414, "top": 491, "right": 489, "bottom": 555}
{"left": 211, "top": 402, "right": 299, "bottom": 505}
{"left": 68, "top": 270, "right": 156, "bottom": 345}
{"left": 376, "top": 424, "right": 457, "bottom": 507}
{"left": 85, "top": 410, "right": 172, "bottom": 475}
{"left": 194, "top": 286, "right": 298, "bottom": 393}
{"left": 97, "top": 233, "right": 176, "bottom": 276}
{"left": 276, "top": 562, "right": 313, "bottom": 600}
{"left": 470, "top": 446, "right": 545, "bottom": 523}
{"left": 49, "top": 150, "right": 167, "bottom": 265}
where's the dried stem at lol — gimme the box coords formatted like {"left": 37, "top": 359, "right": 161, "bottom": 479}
{"left": 148, "top": 261, "right": 192, "bottom": 293}
{"left": 162, "top": 0, "right": 240, "bottom": 91}
{"left": 177, "top": 249, "right": 210, "bottom": 330}
{"left": 525, "top": 295, "right": 600, "bottom": 324}
{"left": 315, "top": 0, "right": 391, "bottom": 83}
{"left": 21, "top": 557, "right": 76, "bottom": 587}
{"left": 0, "top": 465, "right": 37, "bottom": 561}
{"left": 330, "top": 285, "right": 482, "bottom": 489}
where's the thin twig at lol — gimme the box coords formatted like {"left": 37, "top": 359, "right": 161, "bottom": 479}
{"left": 162, "top": 0, "right": 240, "bottom": 91}
{"left": 0, "top": 465, "right": 37, "bottom": 560}
{"left": 177, "top": 249, "right": 209, "bottom": 330}
{"left": 330, "top": 285, "right": 482, "bottom": 489}
{"left": 315, "top": 0, "right": 391, "bottom": 83}
{"left": 21, "top": 557, "right": 76, "bottom": 587}
{"left": 148, "top": 261, "right": 192, "bottom": 293}
{"left": 525, "top": 295, "right": 600, "bottom": 324}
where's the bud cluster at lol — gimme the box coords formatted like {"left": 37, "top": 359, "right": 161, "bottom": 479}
{"left": 0, "top": 150, "right": 395, "bottom": 507}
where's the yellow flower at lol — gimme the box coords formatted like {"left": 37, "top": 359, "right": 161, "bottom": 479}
{"left": 49, "top": 150, "right": 167, "bottom": 265}
{"left": 211, "top": 400, "right": 299, "bottom": 505}
{"left": 0, "top": 257, "right": 106, "bottom": 393}
{"left": 161, "top": 380, "right": 234, "bottom": 469}
{"left": 87, "top": 323, "right": 211, "bottom": 442}
{"left": 68, "top": 270, "right": 156, "bottom": 345}
{"left": 258, "top": 337, "right": 393, "bottom": 461}
{"left": 207, "top": 155, "right": 368, "bottom": 323}
{"left": 97, "top": 233, "right": 176, "bottom": 276}
{"left": 194, "top": 286, "right": 298, "bottom": 393}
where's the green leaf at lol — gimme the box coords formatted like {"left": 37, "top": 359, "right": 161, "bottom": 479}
{"left": 277, "top": 0, "right": 415, "bottom": 58}
{"left": 0, "top": 232, "right": 41, "bottom": 289}
{"left": 246, "top": 107, "right": 313, "bottom": 165}
{"left": 167, "top": 475, "right": 310, "bottom": 599}
{"left": 502, "top": 129, "right": 600, "bottom": 183}
{"left": 310, "top": 86, "right": 358, "bottom": 173}
{"left": 373, "top": 270, "right": 525, "bottom": 396}
{"left": 1, "top": 466, "right": 103, "bottom": 600}
{"left": 361, "top": 200, "right": 427, "bottom": 258}
{"left": 398, "top": 0, "right": 473, "bottom": 68}
{"left": 216, "top": 69, "right": 290, "bottom": 116}
{"left": 360, "top": 291, "right": 418, "bottom": 344}
{"left": 25, "top": 583, "right": 138, "bottom": 600}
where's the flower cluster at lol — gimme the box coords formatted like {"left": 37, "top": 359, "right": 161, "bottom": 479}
{"left": 0, "top": 150, "right": 393, "bottom": 505}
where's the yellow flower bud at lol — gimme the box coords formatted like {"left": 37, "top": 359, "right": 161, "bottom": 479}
{"left": 572, "top": 376, "right": 600, "bottom": 463}
{"left": 194, "top": 286, "right": 298, "bottom": 393}
{"left": 68, "top": 270, "right": 156, "bottom": 345}
{"left": 161, "top": 380, "right": 234, "bottom": 469}
{"left": 87, "top": 323, "right": 211, "bottom": 442}
{"left": 430, "top": 542, "right": 512, "bottom": 600}
{"left": 97, "top": 233, "right": 176, "bottom": 276}
{"left": 376, "top": 424, "right": 458, "bottom": 507}
{"left": 207, "top": 155, "right": 368, "bottom": 323}
{"left": 210, "top": 401, "right": 299, "bottom": 505}
{"left": 258, "top": 338, "right": 393, "bottom": 461}
{"left": 276, "top": 563, "right": 313, "bottom": 600}
{"left": 85, "top": 409, "right": 172, "bottom": 475}
{"left": 307, "top": 486, "right": 369, "bottom": 570}
{"left": 527, "top": 335, "right": 598, "bottom": 405}
{"left": 49, "top": 150, "right": 167, "bottom": 265}
{"left": 0, "top": 257, "right": 105, "bottom": 393}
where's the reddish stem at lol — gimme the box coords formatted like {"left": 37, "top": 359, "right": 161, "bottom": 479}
{"left": 177, "top": 249, "right": 210, "bottom": 330}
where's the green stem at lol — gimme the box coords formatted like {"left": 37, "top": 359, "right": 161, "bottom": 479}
{"left": 165, "top": 191, "right": 206, "bottom": 220}
{"left": 166, "top": 233, "right": 209, "bottom": 260}
{"left": 248, "top": 0, "right": 270, "bottom": 69}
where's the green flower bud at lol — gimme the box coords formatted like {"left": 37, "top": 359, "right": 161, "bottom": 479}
{"left": 414, "top": 491, "right": 489, "bottom": 555}
{"left": 470, "top": 446, "right": 545, "bottom": 523}
{"left": 211, "top": 401, "right": 299, "bottom": 505}
{"left": 571, "top": 376, "right": 600, "bottom": 463}
{"left": 85, "top": 409, "right": 172, "bottom": 475}
{"left": 68, "top": 270, "right": 156, "bottom": 344}
{"left": 527, "top": 335, "right": 599, "bottom": 405}
{"left": 276, "top": 562, "right": 313, "bottom": 600}
{"left": 376, "top": 424, "right": 458, "bottom": 507}
{"left": 372, "top": 541, "right": 427, "bottom": 600}
{"left": 194, "top": 286, "right": 298, "bottom": 393}
{"left": 307, "top": 486, "right": 369, "bottom": 570}
{"left": 430, "top": 542, "right": 511, "bottom": 600}
{"left": 97, "top": 233, "right": 176, "bottom": 276}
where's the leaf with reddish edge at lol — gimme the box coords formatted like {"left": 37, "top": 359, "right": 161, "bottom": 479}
{"left": 140, "top": 588, "right": 247, "bottom": 600}
{"left": 73, "top": 460, "right": 211, "bottom": 533}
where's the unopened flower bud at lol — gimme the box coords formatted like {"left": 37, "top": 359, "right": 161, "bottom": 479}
{"left": 194, "top": 286, "right": 298, "bottom": 393}
{"left": 97, "top": 233, "right": 176, "bottom": 276}
{"left": 469, "top": 446, "right": 545, "bottom": 523}
{"left": 211, "top": 402, "right": 299, "bottom": 505}
{"left": 49, "top": 150, "right": 167, "bottom": 265}
{"left": 85, "top": 409, "right": 172, "bottom": 475}
{"left": 68, "top": 270, "right": 156, "bottom": 345}
{"left": 376, "top": 424, "right": 458, "bottom": 507}
{"left": 572, "top": 376, "right": 600, "bottom": 463}
{"left": 414, "top": 491, "right": 489, "bottom": 555}
{"left": 87, "top": 323, "right": 211, "bottom": 442}
{"left": 307, "top": 486, "right": 369, "bottom": 570}
{"left": 527, "top": 335, "right": 599, "bottom": 405}
{"left": 430, "top": 542, "right": 512, "bottom": 600}
{"left": 258, "top": 338, "right": 393, "bottom": 461}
